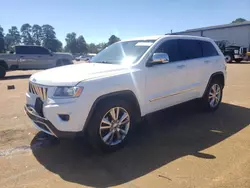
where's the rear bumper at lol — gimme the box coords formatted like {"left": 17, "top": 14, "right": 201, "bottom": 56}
{"left": 24, "top": 105, "right": 78, "bottom": 138}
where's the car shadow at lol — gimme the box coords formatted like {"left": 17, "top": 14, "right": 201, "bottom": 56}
{"left": 2, "top": 74, "right": 31, "bottom": 80}
{"left": 30, "top": 102, "right": 250, "bottom": 187}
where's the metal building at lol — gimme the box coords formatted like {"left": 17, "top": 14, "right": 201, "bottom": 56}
{"left": 171, "top": 21, "right": 250, "bottom": 50}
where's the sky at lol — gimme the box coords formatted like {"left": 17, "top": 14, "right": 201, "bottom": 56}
{"left": 0, "top": 0, "right": 249, "bottom": 45}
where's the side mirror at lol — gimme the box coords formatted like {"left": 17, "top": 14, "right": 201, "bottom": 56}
{"left": 147, "top": 53, "right": 169, "bottom": 67}
{"left": 48, "top": 50, "right": 53, "bottom": 56}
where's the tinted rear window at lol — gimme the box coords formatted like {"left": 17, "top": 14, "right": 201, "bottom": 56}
{"left": 16, "top": 46, "right": 49, "bottom": 54}
{"left": 201, "top": 41, "right": 218, "bottom": 57}
{"left": 178, "top": 39, "right": 202, "bottom": 60}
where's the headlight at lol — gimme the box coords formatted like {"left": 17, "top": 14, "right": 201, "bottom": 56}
{"left": 234, "top": 50, "right": 239, "bottom": 54}
{"left": 53, "top": 86, "right": 83, "bottom": 98}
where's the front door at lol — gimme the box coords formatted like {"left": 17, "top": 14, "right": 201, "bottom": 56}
{"left": 145, "top": 39, "right": 189, "bottom": 113}
{"left": 34, "top": 47, "right": 55, "bottom": 69}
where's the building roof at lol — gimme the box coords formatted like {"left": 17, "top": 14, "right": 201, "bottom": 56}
{"left": 171, "top": 21, "right": 250, "bottom": 34}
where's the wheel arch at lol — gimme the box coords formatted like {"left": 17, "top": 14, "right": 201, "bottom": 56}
{"left": 202, "top": 72, "right": 225, "bottom": 97}
{"left": 83, "top": 90, "right": 142, "bottom": 131}
{"left": 0, "top": 60, "right": 9, "bottom": 70}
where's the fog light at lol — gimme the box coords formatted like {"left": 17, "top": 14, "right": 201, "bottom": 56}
{"left": 58, "top": 114, "right": 70, "bottom": 121}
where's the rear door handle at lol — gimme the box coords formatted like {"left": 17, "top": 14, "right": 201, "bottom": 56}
{"left": 177, "top": 65, "right": 185, "bottom": 69}
{"left": 204, "top": 60, "right": 211, "bottom": 63}
{"left": 20, "top": 56, "right": 24, "bottom": 58}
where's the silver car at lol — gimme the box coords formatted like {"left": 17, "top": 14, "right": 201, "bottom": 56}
{"left": 0, "top": 45, "right": 73, "bottom": 78}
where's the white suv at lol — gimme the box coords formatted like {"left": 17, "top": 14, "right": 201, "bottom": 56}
{"left": 25, "top": 35, "right": 226, "bottom": 152}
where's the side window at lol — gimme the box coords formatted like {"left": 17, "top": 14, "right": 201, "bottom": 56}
{"left": 16, "top": 46, "right": 30, "bottom": 54}
{"left": 155, "top": 40, "right": 181, "bottom": 62}
{"left": 201, "top": 41, "right": 219, "bottom": 57}
{"left": 32, "top": 46, "right": 49, "bottom": 54}
{"left": 178, "top": 39, "right": 202, "bottom": 60}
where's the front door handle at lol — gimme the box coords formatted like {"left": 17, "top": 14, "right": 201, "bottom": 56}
{"left": 20, "top": 56, "right": 24, "bottom": 58}
{"left": 177, "top": 65, "right": 185, "bottom": 69}
{"left": 204, "top": 60, "right": 211, "bottom": 63}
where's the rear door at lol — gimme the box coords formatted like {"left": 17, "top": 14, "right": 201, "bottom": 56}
{"left": 200, "top": 40, "right": 221, "bottom": 92}
{"left": 34, "top": 46, "right": 55, "bottom": 69}
{"left": 177, "top": 39, "right": 204, "bottom": 99}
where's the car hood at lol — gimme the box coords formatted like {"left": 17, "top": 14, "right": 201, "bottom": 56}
{"left": 30, "top": 63, "right": 131, "bottom": 86}
{"left": 53, "top": 52, "right": 73, "bottom": 59}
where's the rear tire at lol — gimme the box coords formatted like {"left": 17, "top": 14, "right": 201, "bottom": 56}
{"left": 200, "top": 79, "right": 223, "bottom": 112}
{"left": 56, "top": 59, "right": 71, "bottom": 67}
{"left": 87, "top": 98, "right": 135, "bottom": 152}
{"left": 0, "top": 65, "right": 6, "bottom": 78}
{"left": 56, "top": 59, "right": 64, "bottom": 67}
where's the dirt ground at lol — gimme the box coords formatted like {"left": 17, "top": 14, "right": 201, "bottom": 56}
{"left": 1, "top": 62, "right": 250, "bottom": 188}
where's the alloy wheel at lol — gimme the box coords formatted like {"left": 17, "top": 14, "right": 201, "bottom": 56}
{"left": 225, "top": 55, "right": 231, "bottom": 63}
{"left": 99, "top": 107, "right": 130, "bottom": 146}
{"left": 208, "top": 84, "right": 221, "bottom": 108}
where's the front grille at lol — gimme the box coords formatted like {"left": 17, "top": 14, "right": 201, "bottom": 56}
{"left": 29, "top": 82, "right": 48, "bottom": 100}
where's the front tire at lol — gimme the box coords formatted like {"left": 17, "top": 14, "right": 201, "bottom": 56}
{"left": 87, "top": 98, "right": 135, "bottom": 152}
{"left": 224, "top": 54, "right": 233, "bottom": 63}
{"left": 200, "top": 80, "right": 223, "bottom": 112}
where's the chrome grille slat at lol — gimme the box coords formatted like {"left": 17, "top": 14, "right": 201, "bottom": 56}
{"left": 29, "top": 82, "right": 48, "bottom": 100}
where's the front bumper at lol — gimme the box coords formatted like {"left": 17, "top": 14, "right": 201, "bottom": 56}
{"left": 24, "top": 105, "right": 78, "bottom": 138}
{"left": 234, "top": 55, "right": 244, "bottom": 59}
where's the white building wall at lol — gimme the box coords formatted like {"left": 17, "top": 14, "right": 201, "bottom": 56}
{"left": 178, "top": 25, "right": 250, "bottom": 49}
{"left": 203, "top": 25, "right": 250, "bottom": 48}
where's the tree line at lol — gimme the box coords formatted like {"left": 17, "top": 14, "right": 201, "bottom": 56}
{"left": 0, "top": 24, "right": 120, "bottom": 54}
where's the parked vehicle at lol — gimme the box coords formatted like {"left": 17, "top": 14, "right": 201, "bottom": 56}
{"left": 75, "top": 53, "right": 96, "bottom": 61}
{"left": 215, "top": 40, "right": 247, "bottom": 63}
{"left": 0, "top": 45, "right": 73, "bottom": 78}
{"left": 24, "top": 35, "right": 226, "bottom": 152}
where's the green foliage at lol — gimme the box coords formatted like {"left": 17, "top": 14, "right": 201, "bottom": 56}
{"left": 0, "top": 26, "right": 4, "bottom": 52}
{"left": 41, "top": 25, "right": 61, "bottom": 52}
{"left": 108, "top": 35, "right": 120, "bottom": 46}
{"left": 231, "top": 18, "right": 247, "bottom": 24}
{"left": 77, "top": 35, "right": 88, "bottom": 54}
{"left": 96, "top": 42, "right": 107, "bottom": 52}
{"left": 87, "top": 43, "right": 98, "bottom": 53}
{"left": 21, "top": 23, "right": 33, "bottom": 45}
{"left": 4, "top": 26, "right": 21, "bottom": 51}
{"left": 65, "top": 33, "right": 88, "bottom": 54}
{"left": 0, "top": 25, "right": 3, "bottom": 38}
{"left": 0, "top": 24, "right": 121, "bottom": 53}
{"left": 32, "top": 24, "right": 43, "bottom": 46}
{"left": 43, "top": 38, "right": 62, "bottom": 52}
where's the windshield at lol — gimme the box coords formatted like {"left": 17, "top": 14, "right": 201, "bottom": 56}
{"left": 90, "top": 40, "right": 155, "bottom": 65}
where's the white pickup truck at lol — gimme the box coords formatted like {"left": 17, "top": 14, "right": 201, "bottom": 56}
{"left": 24, "top": 35, "right": 226, "bottom": 152}
{"left": 0, "top": 45, "right": 73, "bottom": 78}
